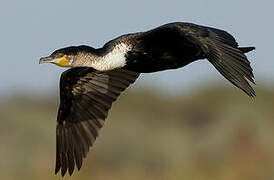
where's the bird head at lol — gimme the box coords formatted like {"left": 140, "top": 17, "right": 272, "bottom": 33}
{"left": 39, "top": 46, "right": 80, "bottom": 67}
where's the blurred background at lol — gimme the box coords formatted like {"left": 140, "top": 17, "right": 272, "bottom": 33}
{"left": 1, "top": 0, "right": 273, "bottom": 179}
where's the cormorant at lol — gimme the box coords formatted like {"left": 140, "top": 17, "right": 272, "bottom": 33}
{"left": 39, "top": 22, "right": 256, "bottom": 176}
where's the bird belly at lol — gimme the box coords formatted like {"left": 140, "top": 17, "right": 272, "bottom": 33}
{"left": 125, "top": 53, "right": 196, "bottom": 73}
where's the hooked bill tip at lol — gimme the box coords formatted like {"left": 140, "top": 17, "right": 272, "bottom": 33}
{"left": 39, "top": 56, "right": 53, "bottom": 64}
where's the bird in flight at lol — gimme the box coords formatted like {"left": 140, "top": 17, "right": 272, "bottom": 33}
{"left": 39, "top": 22, "right": 255, "bottom": 176}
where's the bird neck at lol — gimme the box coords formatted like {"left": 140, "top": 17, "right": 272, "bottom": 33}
{"left": 74, "top": 43, "right": 132, "bottom": 71}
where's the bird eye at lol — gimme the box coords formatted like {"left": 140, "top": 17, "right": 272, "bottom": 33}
{"left": 52, "top": 52, "right": 65, "bottom": 58}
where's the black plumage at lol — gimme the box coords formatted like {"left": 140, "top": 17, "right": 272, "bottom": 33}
{"left": 55, "top": 68, "right": 139, "bottom": 176}
{"left": 125, "top": 23, "right": 255, "bottom": 96}
{"left": 39, "top": 22, "right": 256, "bottom": 176}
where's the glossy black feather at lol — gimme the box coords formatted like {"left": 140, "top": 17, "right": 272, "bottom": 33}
{"left": 125, "top": 22, "right": 255, "bottom": 96}
{"left": 55, "top": 68, "right": 139, "bottom": 176}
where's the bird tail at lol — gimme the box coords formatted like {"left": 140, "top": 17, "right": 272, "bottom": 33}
{"left": 238, "top": 46, "right": 255, "bottom": 53}
{"left": 202, "top": 32, "right": 256, "bottom": 97}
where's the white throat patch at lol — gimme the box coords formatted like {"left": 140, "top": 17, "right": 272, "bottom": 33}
{"left": 91, "top": 43, "right": 132, "bottom": 71}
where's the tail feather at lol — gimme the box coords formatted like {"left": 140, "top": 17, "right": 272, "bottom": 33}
{"left": 239, "top": 46, "right": 255, "bottom": 53}
{"left": 203, "top": 30, "right": 256, "bottom": 97}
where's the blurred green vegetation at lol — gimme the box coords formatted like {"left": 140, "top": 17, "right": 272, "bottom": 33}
{"left": 1, "top": 84, "right": 274, "bottom": 180}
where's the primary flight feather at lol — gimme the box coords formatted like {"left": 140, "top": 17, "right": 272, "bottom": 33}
{"left": 39, "top": 22, "right": 255, "bottom": 176}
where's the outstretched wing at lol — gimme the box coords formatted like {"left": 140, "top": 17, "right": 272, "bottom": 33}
{"left": 133, "top": 22, "right": 255, "bottom": 96}
{"left": 55, "top": 67, "right": 139, "bottom": 176}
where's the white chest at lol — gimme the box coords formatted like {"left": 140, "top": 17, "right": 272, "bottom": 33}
{"left": 91, "top": 43, "right": 132, "bottom": 71}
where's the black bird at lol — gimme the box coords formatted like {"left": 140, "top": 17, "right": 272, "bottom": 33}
{"left": 39, "top": 22, "right": 255, "bottom": 176}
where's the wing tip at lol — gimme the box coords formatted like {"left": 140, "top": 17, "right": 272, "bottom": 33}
{"left": 244, "top": 86, "right": 256, "bottom": 98}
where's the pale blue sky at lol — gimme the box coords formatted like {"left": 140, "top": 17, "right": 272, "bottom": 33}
{"left": 0, "top": 0, "right": 272, "bottom": 96}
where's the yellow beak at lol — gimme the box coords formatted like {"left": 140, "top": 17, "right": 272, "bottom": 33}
{"left": 39, "top": 56, "right": 69, "bottom": 67}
